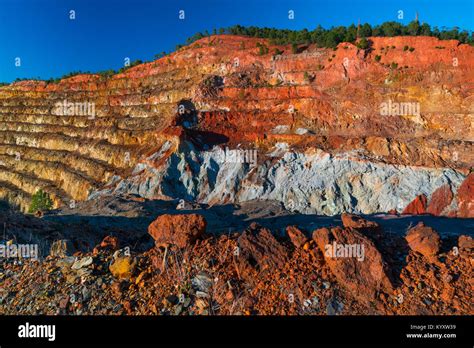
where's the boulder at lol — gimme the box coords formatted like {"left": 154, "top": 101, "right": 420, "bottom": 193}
{"left": 402, "top": 194, "right": 428, "bottom": 215}
{"left": 49, "top": 239, "right": 75, "bottom": 258}
{"left": 426, "top": 184, "right": 453, "bottom": 216}
{"left": 312, "top": 226, "right": 393, "bottom": 302}
{"left": 405, "top": 222, "right": 440, "bottom": 257}
{"left": 456, "top": 173, "right": 474, "bottom": 218}
{"left": 458, "top": 235, "right": 473, "bottom": 251}
{"left": 109, "top": 256, "right": 136, "bottom": 280}
{"left": 286, "top": 226, "right": 308, "bottom": 248}
{"left": 341, "top": 213, "right": 382, "bottom": 239}
{"left": 148, "top": 214, "right": 207, "bottom": 248}
{"left": 237, "top": 225, "right": 288, "bottom": 271}
{"left": 93, "top": 235, "right": 119, "bottom": 254}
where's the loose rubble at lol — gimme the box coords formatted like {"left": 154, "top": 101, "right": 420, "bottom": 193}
{"left": 0, "top": 213, "right": 471, "bottom": 315}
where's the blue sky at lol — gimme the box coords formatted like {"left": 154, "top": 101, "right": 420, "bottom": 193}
{"left": 1, "top": 0, "right": 473, "bottom": 82}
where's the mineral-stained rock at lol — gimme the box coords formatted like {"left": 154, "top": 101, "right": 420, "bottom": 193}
{"left": 0, "top": 35, "right": 471, "bottom": 218}
{"left": 109, "top": 256, "right": 136, "bottom": 280}
{"left": 458, "top": 235, "right": 473, "bottom": 251}
{"left": 456, "top": 173, "right": 474, "bottom": 218}
{"left": 340, "top": 213, "right": 382, "bottom": 239}
{"left": 100, "top": 236, "right": 119, "bottom": 250}
{"left": 237, "top": 225, "right": 288, "bottom": 271}
{"left": 286, "top": 226, "right": 308, "bottom": 248}
{"left": 49, "top": 239, "right": 75, "bottom": 258}
{"left": 426, "top": 184, "right": 453, "bottom": 216}
{"left": 71, "top": 256, "right": 93, "bottom": 270}
{"left": 402, "top": 194, "right": 428, "bottom": 215}
{"left": 312, "top": 226, "right": 393, "bottom": 302}
{"left": 405, "top": 222, "right": 441, "bottom": 257}
{"left": 148, "top": 214, "right": 207, "bottom": 248}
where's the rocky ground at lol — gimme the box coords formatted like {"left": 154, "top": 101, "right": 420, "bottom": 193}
{"left": 0, "top": 200, "right": 472, "bottom": 315}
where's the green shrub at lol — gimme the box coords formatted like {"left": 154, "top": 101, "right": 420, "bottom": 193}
{"left": 256, "top": 42, "right": 269, "bottom": 55}
{"left": 403, "top": 45, "right": 409, "bottom": 51}
{"left": 291, "top": 43, "right": 299, "bottom": 54}
{"left": 28, "top": 189, "right": 53, "bottom": 213}
{"left": 390, "top": 62, "right": 398, "bottom": 69}
{"left": 409, "top": 47, "right": 415, "bottom": 52}
{"left": 375, "top": 55, "right": 381, "bottom": 62}
{"left": 356, "top": 37, "right": 370, "bottom": 49}
{"left": 273, "top": 48, "right": 284, "bottom": 56}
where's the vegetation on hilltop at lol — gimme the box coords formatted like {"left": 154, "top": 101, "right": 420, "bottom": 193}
{"left": 213, "top": 21, "right": 474, "bottom": 48}
{"left": 2, "top": 20, "right": 472, "bottom": 86}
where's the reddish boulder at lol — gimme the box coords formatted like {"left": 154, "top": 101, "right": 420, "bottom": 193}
{"left": 93, "top": 235, "right": 119, "bottom": 254}
{"left": 458, "top": 235, "right": 473, "bottom": 251}
{"left": 426, "top": 184, "right": 453, "bottom": 216}
{"left": 100, "top": 236, "right": 119, "bottom": 250}
{"left": 312, "top": 226, "right": 393, "bottom": 302}
{"left": 405, "top": 222, "right": 440, "bottom": 257}
{"left": 456, "top": 173, "right": 474, "bottom": 218}
{"left": 148, "top": 214, "right": 207, "bottom": 248}
{"left": 237, "top": 226, "right": 288, "bottom": 271}
{"left": 402, "top": 194, "right": 428, "bottom": 215}
{"left": 286, "top": 226, "right": 308, "bottom": 248}
{"left": 341, "top": 213, "right": 382, "bottom": 239}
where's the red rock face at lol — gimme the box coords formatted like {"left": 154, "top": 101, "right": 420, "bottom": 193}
{"left": 148, "top": 214, "right": 207, "bottom": 248}
{"left": 402, "top": 194, "right": 428, "bottom": 215}
{"left": 456, "top": 173, "right": 474, "bottom": 218}
{"left": 0, "top": 34, "right": 472, "bottom": 214}
{"left": 426, "top": 184, "right": 453, "bottom": 216}
{"left": 405, "top": 222, "right": 441, "bottom": 257}
{"left": 312, "top": 226, "right": 393, "bottom": 303}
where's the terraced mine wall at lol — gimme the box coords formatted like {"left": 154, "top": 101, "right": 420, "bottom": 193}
{"left": 0, "top": 35, "right": 472, "bottom": 215}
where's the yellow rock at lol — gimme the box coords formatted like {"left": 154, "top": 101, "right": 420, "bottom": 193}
{"left": 135, "top": 270, "right": 147, "bottom": 285}
{"left": 109, "top": 256, "right": 135, "bottom": 280}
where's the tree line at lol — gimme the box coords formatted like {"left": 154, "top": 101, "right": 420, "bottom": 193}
{"left": 5, "top": 21, "right": 472, "bottom": 85}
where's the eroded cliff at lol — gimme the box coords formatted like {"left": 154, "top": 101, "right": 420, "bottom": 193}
{"left": 0, "top": 35, "right": 472, "bottom": 215}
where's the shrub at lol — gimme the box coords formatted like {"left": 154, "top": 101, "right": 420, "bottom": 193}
{"left": 409, "top": 47, "right": 415, "bottom": 52}
{"left": 256, "top": 42, "right": 268, "bottom": 55}
{"left": 390, "top": 62, "right": 398, "bottom": 69}
{"left": 291, "top": 43, "right": 299, "bottom": 54}
{"left": 356, "top": 37, "right": 370, "bottom": 50}
{"left": 273, "top": 48, "right": 284, "bottom": 56}
{"left": 375, "top": 55, "right": 382, "bottom": 62}
{"left": 28, "top": 189, "right": 53, "bottom": 213}
{"left": 403, "top": 45, "right": 409, "bottom": 51}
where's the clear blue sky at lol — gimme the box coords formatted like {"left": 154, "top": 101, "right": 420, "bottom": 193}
{"left": 1, "top": 0, "right": 473, "bottom": 82}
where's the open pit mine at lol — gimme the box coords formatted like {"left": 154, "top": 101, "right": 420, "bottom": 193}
{"left": 0, "top": 34, "right": 472, "bottom": 315}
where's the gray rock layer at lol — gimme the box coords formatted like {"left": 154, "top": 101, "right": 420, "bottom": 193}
{"left": 92, "top": 141, "right": 464, "bottom": 216}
